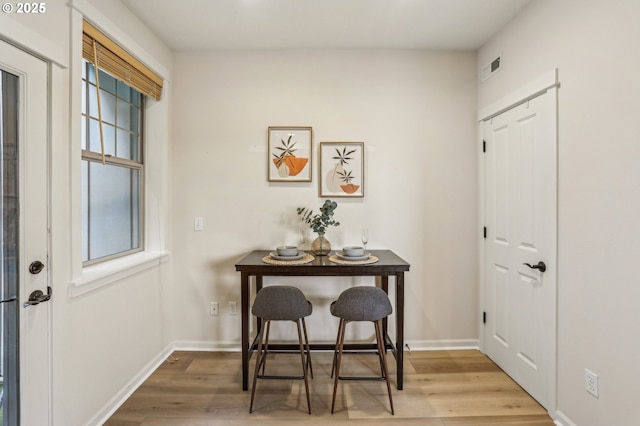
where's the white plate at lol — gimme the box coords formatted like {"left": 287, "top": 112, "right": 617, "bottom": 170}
{"left": 270, "top": 252, "right": 305, "bottom": 261}
{"left": 336, "top": 251, "right": 371, "bottom": 261}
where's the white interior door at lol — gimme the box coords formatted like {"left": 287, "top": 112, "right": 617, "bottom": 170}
{"left": 483, "top": 89, "right": 557, "bottom": 410}
{"left": 0, "top": 39, "right": 51, "bottom": 425}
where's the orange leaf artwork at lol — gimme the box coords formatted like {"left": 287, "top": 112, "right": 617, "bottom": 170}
{"left": 268, "top": 126, "right": 312, "bottom": 182}
{"left": 340, "top": 184, "right": 360, "bottom": 194}
{"left": 273, "top": 155, "right": 309, "bottom": 177}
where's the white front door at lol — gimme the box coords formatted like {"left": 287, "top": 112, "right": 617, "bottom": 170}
{"left": 483, "top": 88, "right": 557, "bottom": 410}
{"left": 0, "top": 39, "right": 51, "bottom": 425}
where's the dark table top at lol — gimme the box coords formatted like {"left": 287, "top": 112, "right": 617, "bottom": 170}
{"left": 235, "top": 249, "right": 410, "bottom": 277}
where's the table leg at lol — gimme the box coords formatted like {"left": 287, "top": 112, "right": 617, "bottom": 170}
{"left": 395, "top": 272, "right": 405, "bottom": 390}
{"left": 241, "top": 272, "right": 250, "bottom": 391}
{"left": 255, "top": 276, "right": 264, "bottom": 340}
{"left": 380, "top": 276, "right": 389, "bottom": 340}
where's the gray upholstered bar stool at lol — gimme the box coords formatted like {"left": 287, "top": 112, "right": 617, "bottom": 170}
{"left": 330, "top": 286, "right": 394, "bottom": 415}
{"left": 249, "top": 285, "right": 313, "bottom": 414}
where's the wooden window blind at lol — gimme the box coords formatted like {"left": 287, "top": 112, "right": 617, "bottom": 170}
{"left": 82, "top": 21, "right": 163, "bottom": 101}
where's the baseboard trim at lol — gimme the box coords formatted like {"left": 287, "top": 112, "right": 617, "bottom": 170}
{"left": 87, "top": 343, "right": 176, "bottom": 426}
{"left": 172, "top": 339, "right": 481, "bottom": 353}
{"left": 404, "top": 339, "right": 479, "bottom": 351}
{"left": 173, "top": 340, "right": 242, "bottom": 352}
{"left": 553, "top": 410, "right": 577, "bottom": 426}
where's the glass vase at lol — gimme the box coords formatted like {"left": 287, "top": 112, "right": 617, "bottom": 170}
{"left": 311, "top": 232, "right": 331, "bottom": 256}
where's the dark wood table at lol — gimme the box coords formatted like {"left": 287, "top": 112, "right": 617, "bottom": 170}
{"left": 235, "top": 249, "right": 410, "bottom": 391}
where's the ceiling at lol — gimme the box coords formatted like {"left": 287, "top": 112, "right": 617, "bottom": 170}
{"left": 121, "top": 0, "right": 531, "bottom": 51}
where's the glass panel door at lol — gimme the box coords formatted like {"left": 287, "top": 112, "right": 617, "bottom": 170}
{"left": 0, "top": 39, "right": 50, "bottom": 426}
{"left": 1, "top": 68, "right": 20, "bottom": 426}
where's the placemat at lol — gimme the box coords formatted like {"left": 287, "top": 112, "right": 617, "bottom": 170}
{"left": 329, "top": 255, "right": 379, "bottom": 265}
{"left": 262, "top": 253, "right": 315, "bottom": 265}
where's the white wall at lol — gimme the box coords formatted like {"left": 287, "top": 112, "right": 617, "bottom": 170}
{"left": 478, "top": 1, "right": 640, "bottom": 425}
{"left": 1, "top": 0, "right": 174, "bottom": 424}
{"left": 171, "top": 49, "right": 479, "bottom": 347}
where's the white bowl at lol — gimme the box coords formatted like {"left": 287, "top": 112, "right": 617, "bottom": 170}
{"left": 276, "top": 246, "right": 299, "bottom": 256}
{"left": 343, "top": 246, "right": 365, "bottom": 257}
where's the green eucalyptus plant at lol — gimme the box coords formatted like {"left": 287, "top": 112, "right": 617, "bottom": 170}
{"left": 297, "top": 200, "right": 340, "bottom": 234}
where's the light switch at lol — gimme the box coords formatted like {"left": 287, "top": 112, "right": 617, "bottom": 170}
{"left": 194, "top": 216, "right": 204, "bottom": 231}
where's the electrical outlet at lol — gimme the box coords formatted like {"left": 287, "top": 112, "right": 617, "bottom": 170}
{"left": 194, "top": 216, "right": 204, "bottom": 231}
{"left": 229, "top": 301, "right": 238, "bottom": 315}
{"left": 210, "top": 302, "right": 218, "bottom": 316}
{"left": 585, "top": 368, "right": 599, "bottom": 398}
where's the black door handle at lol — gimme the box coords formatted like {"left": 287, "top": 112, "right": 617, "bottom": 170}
{"left": 23, "top": 286, "right": 52, "bottom": 308}
{"left": 523, "top": 261, "right": 546, "bottom": 273}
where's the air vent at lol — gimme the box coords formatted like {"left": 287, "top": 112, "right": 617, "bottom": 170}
{"left": 480, "top": 55, "right": 502, "bottom": 83}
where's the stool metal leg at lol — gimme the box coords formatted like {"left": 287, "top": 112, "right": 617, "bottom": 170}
{"left": 301, "top": 317, "right": 314, "bottom": 379}
{"left": 261, "top": 321, "right": 271, "bottom": 376}
{"left": 249, "top": 319, "right": 268, "bottom": 413}
{"left": 374, "top": 320, "right": 394, "bottom": 415}
{"left": 331, "top": 318, "right": 345, "bottom": 378}
{"left": 296, "top": 319, "right": 312, "bottom": 414}
{"left": 331, "top": 319, "right": 348, "bottom": 413}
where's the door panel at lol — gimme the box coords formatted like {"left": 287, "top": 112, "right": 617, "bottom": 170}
{"left": 483, "top": 90, "right": 557, "bottom": 410}
{"left": 493, "top": 265, "right": 509, "bottom": 345}
{"left": 0, "top": 39, "right": 51, "bottom": 426}
{"left": 493, "top": 125, "right": 509, "bottom": 243}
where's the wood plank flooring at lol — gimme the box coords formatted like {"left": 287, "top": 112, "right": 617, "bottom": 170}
{"left": 105, "top": 349, "right": 554, "bottom": 425}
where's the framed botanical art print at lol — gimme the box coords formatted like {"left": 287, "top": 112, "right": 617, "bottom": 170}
{"left": 268, "top": 126, "right": 312, "bottom": 182}
{"left": 319, "top": 142, "right": 364, "bottom": 197}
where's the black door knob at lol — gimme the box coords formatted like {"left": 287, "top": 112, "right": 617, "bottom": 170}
{"left": 29, "top": 260, "right": 45, "bottom": 274}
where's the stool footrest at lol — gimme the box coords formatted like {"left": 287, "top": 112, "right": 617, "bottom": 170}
{"left": 337, "top": 350, "right": 383, "bottom": 355}
{"left": 262, "top": 349, "right": 312, "bottom": 354}
{"left": 258, "top": 374, "right": 305, "bottom": 380}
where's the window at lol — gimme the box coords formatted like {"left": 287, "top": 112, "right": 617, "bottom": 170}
{"left": 81, "top": 60, "right": 144, "bottom": 264}
{"left": 80, "top": 20, "right": 163, "bottom": 265}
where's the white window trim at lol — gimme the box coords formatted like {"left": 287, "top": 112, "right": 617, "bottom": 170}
{"left": 68, "top": 251, "right": 170, "bottom": 298}
{"left": 68, "top": 5, "right": 171, "bottom": 298}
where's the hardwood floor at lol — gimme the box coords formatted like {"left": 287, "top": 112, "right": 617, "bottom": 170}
{"left": 105, "top": 349, "right": 554, "bottom": 425}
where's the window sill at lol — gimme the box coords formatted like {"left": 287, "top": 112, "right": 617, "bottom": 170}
{"left": 68, "top": 251, "right": 170, "bottom": 298}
